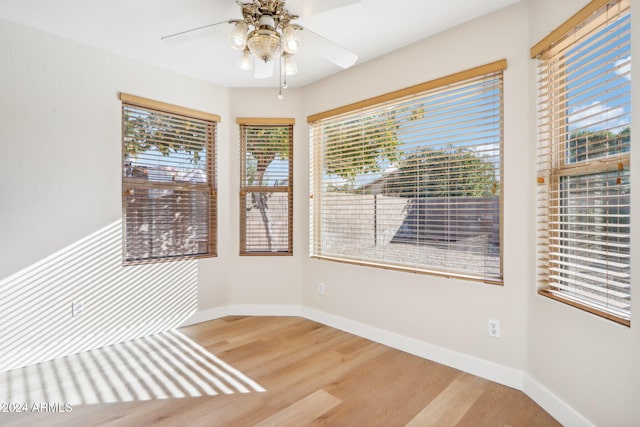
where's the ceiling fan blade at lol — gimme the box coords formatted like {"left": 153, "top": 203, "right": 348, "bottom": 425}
{"left": 301, "top": 29, "right": 358, "bottom": 69}
{"left": 289, "top": 0, "right": 361, "bottom": 17}
{"left": 161, "top": 20, "right": 231, "bottom": 42}
{"left": 253, "top": 58, "right": 274, "bottom": 79}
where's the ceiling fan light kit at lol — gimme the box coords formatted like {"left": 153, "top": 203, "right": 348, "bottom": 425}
{"left": 161, "top": 0, "right": 360, "bottom": 96}
{"left": 230, "top": 1, "right": 300, "bottom": 59}
{"left": 228, "top": 0, "right": 304, "bottom": 97}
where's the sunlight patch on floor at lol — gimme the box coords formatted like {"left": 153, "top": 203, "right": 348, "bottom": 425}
{"left": 0, "top": 330, "right": 265, "bottom": 406}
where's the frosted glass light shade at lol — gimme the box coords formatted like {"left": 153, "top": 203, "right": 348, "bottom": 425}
{"left": 247, "top": 29, "right": 281, "bottom": 62}
{"left": 282, "top": 26, "right": 301, "bottom": 54}
{"left": 229, "top": 21, "right": 248, "bottom": 50}
{"left": 239, "top": 49, "right": 252, "bottom": 71}
{"left": 284, "top": 53, "right": 298, "bottom": 75}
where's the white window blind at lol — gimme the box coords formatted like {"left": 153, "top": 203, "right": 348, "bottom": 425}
{"left": 239, "top": 119, "right": 293, "bottom": 255}
{"left": 309, "top": 62, "right": 505, "bottom": 283}
{"left": 121, "top": 94, "right": 218, "bottom": 264}
{"left": 534, "top": 0, "right": 631, "bottom": 325}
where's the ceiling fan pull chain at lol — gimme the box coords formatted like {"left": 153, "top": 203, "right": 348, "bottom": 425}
{"left": 278, "top": 54, "right": 284, "bottom": 100}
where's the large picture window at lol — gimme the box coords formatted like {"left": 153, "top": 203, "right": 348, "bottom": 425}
{"left": 533, "top": 0, "right": 631, "bottom": 325}
{"left": 121, "top": 94, "right": 218, "bottom": 264}
{"left": 238, "top": 118, "right": 294, "bottom": 255}
{"left": 308, "top": 61, "right": 505, "bottom": 283}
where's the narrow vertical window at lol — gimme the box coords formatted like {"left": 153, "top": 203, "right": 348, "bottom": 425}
{"left": 238, "top": 118, "right": 294, "bottom": 255}
{"left": 533, "top": 0, "right": 631, "bottom": 325}
{"left": 121, "top": 94, "right": 218, "bottom": 264}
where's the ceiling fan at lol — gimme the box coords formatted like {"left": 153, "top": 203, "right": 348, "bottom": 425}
{"left": 161, "top": 0, "right": 360, "bottom": 97}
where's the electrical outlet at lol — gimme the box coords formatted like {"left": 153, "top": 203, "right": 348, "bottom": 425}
{"left": 72, "top": 302, "right": 85, "bottom": 317}
{"left": 318, "top": 282, "right": 325, "bottom": 295}
{"left": 488, "top": 319, "right": 500, "bottom": 338}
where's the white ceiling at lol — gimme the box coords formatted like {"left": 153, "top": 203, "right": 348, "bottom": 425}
{"left": 0, "top": 0, "right": 521, "bottom": 88}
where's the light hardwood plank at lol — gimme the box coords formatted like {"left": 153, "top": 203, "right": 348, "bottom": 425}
{"left": 0, "top": 317, "right": 561, "bottom": 427}
{"left": 405, "top": 379, "right": 485, "bottom": 427}
{"left": 253, "top": 389, "right": 341, "bottom": 427}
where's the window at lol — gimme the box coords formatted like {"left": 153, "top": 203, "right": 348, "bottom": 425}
{"left": 308, "top": 61, "right": 505, "bottom": 283}
{"left": 121, "top": 93, "right": 218, "bottom": 264}
{"left": 533, "top": 0, "right": 631, "bottom": 325}
{"left": 238, "top": 118, "right": 294, "bottom": 255}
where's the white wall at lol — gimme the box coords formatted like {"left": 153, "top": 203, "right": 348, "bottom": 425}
{"left": 526, "top": 1, "right": 640, "bottom": 426}
{"left": 300, "top": 2, "right": 639, "bottom": 424}
{"left": 0, "top": 18, "right": 231, "bottom": 371}
{"left": 2, "top": 0, "right": 639, "bottom": 424}
{"left": 302, "top": 1, "right": 532, "bottom": 375}
{"left": 224, "top": 88, "right": 306, "bottom": 307}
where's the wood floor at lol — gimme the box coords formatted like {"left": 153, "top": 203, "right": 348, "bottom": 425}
{"left": 0, "top": 316, "right": 560, "bottom": 426}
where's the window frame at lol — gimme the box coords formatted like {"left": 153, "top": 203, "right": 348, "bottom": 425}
{"left": 237, "top": 118, "right": 294, "bottom": 256}
{"left": 532, "top": 0, "right": 631, "bottom": 325}
{"left": 307, "top": 60, "right": 506, "bottom": 284}
{"left": 120, "top": 93, "right": 219, "bottom": 265}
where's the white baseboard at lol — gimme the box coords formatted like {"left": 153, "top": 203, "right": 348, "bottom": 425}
{"left": 179, "top": 304, "right": 303, "bottom": 327}
{"left": 301, "top": 307, "right": 524, "bottom": 390}
{"left": 180, "top": 306, "right": 229, "bottom": 326}
{"left": 228, "top": 304, "right": 303, "bottom": 317}
{"left": 180, "top": 305, "right": 592, "bottom": 427}
{"left": 524, "top": 375, "right": 596, "bottom": 427}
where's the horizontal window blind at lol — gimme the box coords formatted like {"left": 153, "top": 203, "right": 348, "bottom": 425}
{"left": 239, "top": 120, "right": 293, "bottom": 255}
{"left": 122, "top": 96, "right": 217, "bottom": 263}
{"left": 309, "top": 64, "right": 504, "bottom": 282}
{"left": 535, "top": 0, "right": 631, "bottom": 324}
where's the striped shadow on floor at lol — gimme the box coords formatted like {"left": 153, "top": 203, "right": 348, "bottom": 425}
{"left": 0, "top": 330, "right": 265, "bottom": 405}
